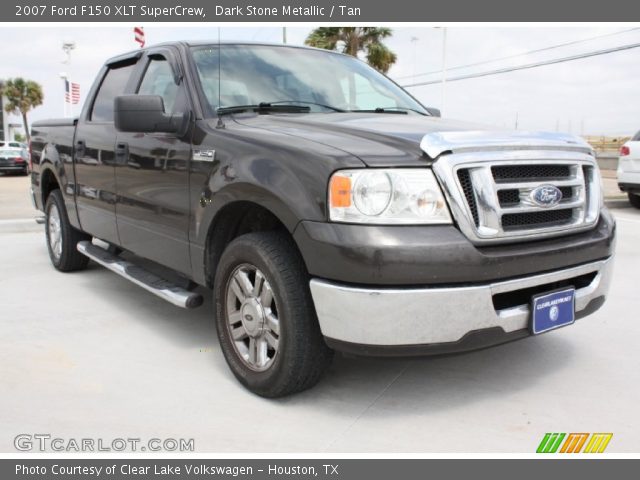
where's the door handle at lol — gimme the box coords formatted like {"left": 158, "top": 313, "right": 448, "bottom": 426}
{"left": 115, "top": 142, "right": 129, "bottom": 165}
{"left": 75, "top": 140, "right": 85, "bottom": 158}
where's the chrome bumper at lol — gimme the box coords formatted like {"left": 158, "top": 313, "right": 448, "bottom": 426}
{"left": 309, "top": 257, "right": 614, "bottom": 347}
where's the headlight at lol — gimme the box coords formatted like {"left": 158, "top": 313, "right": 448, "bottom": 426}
{"left": 329, "top": 169, "right": 452, "bottom": 224}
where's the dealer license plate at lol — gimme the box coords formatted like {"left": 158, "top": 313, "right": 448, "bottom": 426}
{"left": 531, "top": 288, "right": 575, "bottom": 334}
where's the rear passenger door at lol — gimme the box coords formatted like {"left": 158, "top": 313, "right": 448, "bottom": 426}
{"left": 74, "top": 59, "right": 138, "bottom": 244}
{"left": 114, "top": 49, "right": 193, "bottom": 276}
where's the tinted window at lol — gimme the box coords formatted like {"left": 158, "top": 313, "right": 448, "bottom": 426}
{"left": 633, "top": 130, "right": 640, "bottom": 141}
{"left": 91, "top": 63, "right": 135, "bottom": 122}
{"left": 138, "top": 57, "right": 179, "bottom": 114}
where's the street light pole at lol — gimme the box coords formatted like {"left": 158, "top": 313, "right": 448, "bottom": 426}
{"left": 441, "top": 27, "right": 447, "bottom": 115}
{"left": 61, "top": 41, "right": 75, "bottom": 117}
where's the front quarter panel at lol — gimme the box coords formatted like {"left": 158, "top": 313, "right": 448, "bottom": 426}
{"left": 188, "top": 119, "right": 365, "bottom": 283}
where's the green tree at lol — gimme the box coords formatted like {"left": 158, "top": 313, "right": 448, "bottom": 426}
{"left": 1, "top": 78, "right": 44, "bottom": 142}
{"left": 305, "top": 27, "right": 397, "bottom": 73}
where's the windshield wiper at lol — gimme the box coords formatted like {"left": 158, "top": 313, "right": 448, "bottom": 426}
{"left": 350, "top": 107, "right": 427, "bottom": 115}
{"left": 269, "top": 100, "right": 345, "bottom": 112}
{"left": 217, "top": 102, "right": 311, "bottom": 116}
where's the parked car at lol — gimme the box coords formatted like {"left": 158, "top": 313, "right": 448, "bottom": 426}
{"left": 30, "top": 42, "right": 615, "bottom": 397}
{"left": 0, "top": 147, "right": 29, "bottom": 175}
{"left": 617, "top": 130, "right": 640, "bottom": 208}
{"left": 0, "top": 141, "right": 27, "bottom": 149}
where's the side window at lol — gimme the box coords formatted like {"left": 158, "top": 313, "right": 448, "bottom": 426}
{"left": 138, "top": 57, "right": 178, "bottom": 114}
{"left": 91, "top": 63, "right": 135, "bottom": 122}
{"left": 633, "top": 130, "right": 640, "bottom": 142}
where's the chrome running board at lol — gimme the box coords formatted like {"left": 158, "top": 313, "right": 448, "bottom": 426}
{"left": 76, "top": 241, "right": 203, "bottom": 309}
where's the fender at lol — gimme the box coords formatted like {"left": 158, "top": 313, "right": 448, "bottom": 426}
{"left": 189, "top": 179, "right": 314, "bottom": 286}
{"left": 38, "top": 143, "right": 81, "bottom": 230}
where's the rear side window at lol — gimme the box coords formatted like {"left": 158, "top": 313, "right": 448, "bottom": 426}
{"left": 91, "top": 63, "right": 136, "bottom": 122}
{"left": 137, "top": 57, "right": 178, "bottom": 114}
{"left": 633, "top": 130, "right": 640, "bottom": 141}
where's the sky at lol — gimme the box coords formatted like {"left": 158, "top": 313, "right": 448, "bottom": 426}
{"left": 0, "top": 25, "right": 639, "bottom": 137}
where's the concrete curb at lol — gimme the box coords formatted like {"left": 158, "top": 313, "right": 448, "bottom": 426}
{"left": 605, "top": 198, "right": 632, "bottom": 210}
{"left": 0, "top": 218, "right": 44, "bottom": 234}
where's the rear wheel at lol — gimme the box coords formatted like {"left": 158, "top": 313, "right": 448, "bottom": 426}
{"left": 214, "top": 231, "right": 333, "bottom": 397}
{"left": 628, "top": 193, "right": 640, "bottom": 209}
{"left": 45, "top": 189, "right": 91, "bottom": 272}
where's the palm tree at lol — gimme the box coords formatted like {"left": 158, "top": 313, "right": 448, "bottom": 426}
{"left": 1, "top": 78, "right": 44, "bottom": 142}
{"left": 305, "top": 27, "right": 397, "bottom": 73}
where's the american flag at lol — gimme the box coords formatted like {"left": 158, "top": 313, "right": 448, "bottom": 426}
{"left": 65, "top": 80, "right": 80, "bottom": 104}
{"left": 134, "top": 26, "right": 145, "bottom": 48}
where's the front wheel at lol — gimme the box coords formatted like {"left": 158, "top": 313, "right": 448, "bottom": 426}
{"left": 214, "top": 231, "right": 333, "bottom": 397}
{"left": 45, "top": 189, "right": 91, "bottom": 272}
{"left": 628, "top": 193, "right": 640, "bottom": 209}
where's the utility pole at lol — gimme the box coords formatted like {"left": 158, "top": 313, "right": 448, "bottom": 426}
{"left": 410, "top": 36, "right": 419, "bottom": 81}
{"left": 59, "top": 73, "right": 68, "bottom": 118}
{"left": 440, "top": 27, "right": 447, "bottom": 115}
{"left": 515, "top": 112, "right": 519, "bottom": 130}
{"left": 282, "top": 27, "right": 287, "bottom": 44}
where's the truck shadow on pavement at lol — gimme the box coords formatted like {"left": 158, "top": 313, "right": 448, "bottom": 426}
{"left": 79, "top": 262, "right": 574, "bottom": 413}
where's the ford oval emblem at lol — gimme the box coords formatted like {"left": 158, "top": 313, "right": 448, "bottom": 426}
{"left": 530, "top": 185, "right": 562, "bottom": 207}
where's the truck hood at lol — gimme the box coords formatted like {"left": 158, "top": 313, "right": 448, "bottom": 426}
{"left": 231, "top": 113, "right": 493, "bottom": 167}
{"left": 231, "top": 113, "right": 593, "bottom": 167}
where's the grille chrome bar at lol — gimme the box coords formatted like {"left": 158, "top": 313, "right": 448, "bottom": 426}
{"left": 424, "top": 132, "right": 602, "bottom": 245}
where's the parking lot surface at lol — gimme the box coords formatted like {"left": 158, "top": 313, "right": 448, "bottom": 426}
{"left": 0, "top": 174, "right": 638, "bottom": 453}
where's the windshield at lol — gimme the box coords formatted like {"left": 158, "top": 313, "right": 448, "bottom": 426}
{"left": 191, "top": 45, "right": 428, "bottom": 116}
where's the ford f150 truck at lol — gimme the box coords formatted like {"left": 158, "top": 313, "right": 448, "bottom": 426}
{"left": 30, "top": 42, "right": 615, "bottom": 397}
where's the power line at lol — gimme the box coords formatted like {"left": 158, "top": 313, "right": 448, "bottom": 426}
{"left": 402, "top": 41, "right": 640, "bottom": 88}
{"left": 396, "top": 27, "right": 640, "bottom": 80}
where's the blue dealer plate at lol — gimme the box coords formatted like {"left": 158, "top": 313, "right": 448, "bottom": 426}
{"left": 531, "top": 288, "right": 575, "bottom": 334}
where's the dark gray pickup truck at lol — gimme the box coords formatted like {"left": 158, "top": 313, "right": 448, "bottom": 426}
{"left": 30, "top": 41, "right": 615, "bottom": 397}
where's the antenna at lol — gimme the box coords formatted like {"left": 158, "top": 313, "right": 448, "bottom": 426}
{"left": 216, "top": 27, "right": 224, "bottom": 129}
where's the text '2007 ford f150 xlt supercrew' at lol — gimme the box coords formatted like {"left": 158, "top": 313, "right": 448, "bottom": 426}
{"left": 30, "top": 42, "right": 615, "bottom": 397}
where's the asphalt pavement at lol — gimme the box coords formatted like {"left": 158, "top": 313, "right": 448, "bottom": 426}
{"left": 0, "top": 172, "right": 638, "bottom": 453}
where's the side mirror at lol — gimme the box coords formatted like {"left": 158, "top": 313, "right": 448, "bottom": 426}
{"left": 426, "top": 107, "right": 441, "bottom": 118}
{"left": 114, "top": 95, "right": 189, "bottom": 135}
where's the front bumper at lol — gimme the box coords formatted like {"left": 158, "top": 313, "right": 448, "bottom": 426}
{"left": 0, "top": 164, "right": 27, "bottom": 172}
{"left": 310, "top": 256, "right": 614, "bottom": 355}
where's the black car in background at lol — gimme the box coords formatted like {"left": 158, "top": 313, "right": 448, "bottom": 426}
{"left": 0, "top": 147, "right": 29, "bottom": 175}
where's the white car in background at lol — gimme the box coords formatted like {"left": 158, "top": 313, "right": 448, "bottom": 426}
{"left": 617, "top": 130, "right": 640, "bottom": 208}
{"left": 0, "top": 141, "right": 26, "bottom": 149}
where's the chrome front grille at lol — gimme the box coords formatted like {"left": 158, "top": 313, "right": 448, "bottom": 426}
{"left": 424, "top": 131, "right": 602, "bottom": 245}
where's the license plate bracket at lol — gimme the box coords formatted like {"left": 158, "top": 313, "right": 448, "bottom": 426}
{"left": 531, "top": 287, "right": 575, "bottom": 335}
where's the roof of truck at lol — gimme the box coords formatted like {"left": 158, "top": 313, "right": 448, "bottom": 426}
{"left": 105, "top": 41, "right": 342, "bottom": 66}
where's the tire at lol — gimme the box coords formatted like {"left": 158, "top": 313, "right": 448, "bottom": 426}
{"left": 629, "top": 193, "right": 640, "bottom": 209}
{"left": 45, "top": 189, "right": 91, "bottom": 272}
{"left": 214, "top": 231, "right": 333, "bottom": 397}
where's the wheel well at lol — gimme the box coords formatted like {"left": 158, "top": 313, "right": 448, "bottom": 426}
{"left": 40, "top": 169, "right": 59, "bottom": 206}
{"left": 205, "top": 202, "right": 290, "bottom": 287}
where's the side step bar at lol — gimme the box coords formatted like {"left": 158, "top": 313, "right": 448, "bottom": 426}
{"left": 77, "top": 241, "right": 203, "bottom": 309}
